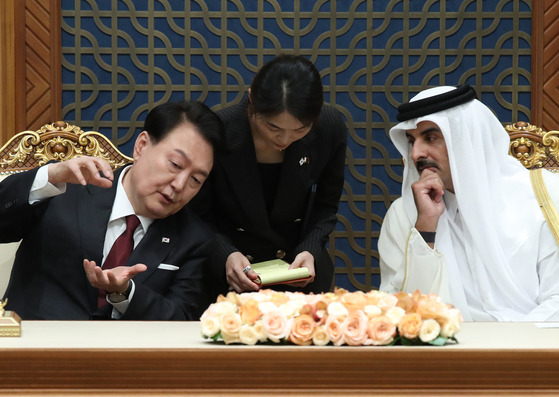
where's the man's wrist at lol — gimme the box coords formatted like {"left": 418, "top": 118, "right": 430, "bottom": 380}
{"left": 108, "top": 282, "right": 132, "bottom": 303}
{"left": 414, "top": 214, "right": 439, "bottom": 233}
{"left": 119, "top": 281, "right": 132, "bottom": 296}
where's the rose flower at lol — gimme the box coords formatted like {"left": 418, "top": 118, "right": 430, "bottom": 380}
{"left": 200, "top": 315, "right": 220, "bottom": 338}
{"left": 220, "top": 312, "right": 242, "bottom": 344}
{"left": 239, "top": 324, "right": 260, "bottom": 345}
{"left": 325, "top": 315, "right": 344, "bottom": 346}
{"left": 440, "top": 307, "right": 463, "bottom": 338}
{"left": 419, "top": 318, "right": 441, "bottom": 343}
{"left": 398, "top": 312, "right": 423, "bottom": 340}
{"left": 261, "top": 309, "right": 291, "bottom": 343}
{"left": 416, "top": 296, "right": 448, "bottom": 322}
{"left": 395, "top": 291, "right": 417, "bottom": 313}
{"left": 367, "top": 315, "right": 397, "bottom": 346}
{"left": 240, "top": 298, "right": 262, "bottom": 325}
{"left": 289, "top": 314, "right": 316, "bottom": 346}
{"left": 312, "top": 325, "right": 330, "bottom": 346}
{"left": 341, "top": 309, "right": 369, "bottom": 346}
{"left": 341, "top": 291, "right": 367, "bottom": 312}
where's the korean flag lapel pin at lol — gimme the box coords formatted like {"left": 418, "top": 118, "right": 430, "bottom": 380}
{"left": 162, "top": 237, "right": 170, "bottom": 243}
{"left": 299, "top": 156, "right": 310, "bottom": 166}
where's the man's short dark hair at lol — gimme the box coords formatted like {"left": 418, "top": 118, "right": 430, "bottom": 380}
{"left": 143, "top": 100, "right": 226, "bottom": 156}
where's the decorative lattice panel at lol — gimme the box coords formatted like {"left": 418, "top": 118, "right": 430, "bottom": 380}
{"left": 61, "top": 0, "right": 532, "bottom": 292}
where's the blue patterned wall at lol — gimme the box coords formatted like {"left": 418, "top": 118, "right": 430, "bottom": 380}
{"left": 61, "top": 0, "right": 532, "bottom": 291}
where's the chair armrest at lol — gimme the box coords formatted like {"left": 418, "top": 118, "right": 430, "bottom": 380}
{"left": 0, "top": 241, "right": 20, "bottom": 297}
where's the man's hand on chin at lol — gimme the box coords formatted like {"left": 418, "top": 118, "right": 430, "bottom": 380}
{"left": 412, "top": 168, "right": 445, "bottom": 232}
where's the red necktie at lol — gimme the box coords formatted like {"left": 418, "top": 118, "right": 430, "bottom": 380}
{"left": 97, "top": 215, "right": 141, "bottom": 308}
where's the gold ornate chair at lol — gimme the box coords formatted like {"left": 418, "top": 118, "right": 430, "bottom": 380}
{"left": 506, "top": 121, "right": 559, "bottom": 170}
{"left": 0, "top": 121, "right": 132, "bottom": 175}
{"left": 0, "top": 121, "right": 132, "bottom": 297}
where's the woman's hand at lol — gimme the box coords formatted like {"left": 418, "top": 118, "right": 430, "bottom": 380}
{"left": 286, "top": 251, "right": 315, "bottom": 288}
{"left": 225, "top": 251, "right": 260, "bottom": 293}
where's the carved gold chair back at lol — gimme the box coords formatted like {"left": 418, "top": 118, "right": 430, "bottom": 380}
{"left": 0, "top": 121, "right": 132, "bottom": 176}
{"left": 507, "top": 121, "right": 559, "bottom": 171}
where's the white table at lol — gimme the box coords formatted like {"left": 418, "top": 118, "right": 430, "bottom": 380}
{"left": 0, "top": 321, "right": 558, "bottom": 395}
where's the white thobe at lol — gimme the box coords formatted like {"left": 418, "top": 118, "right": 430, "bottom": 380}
{"left": 379, "top": 195, "right": 559, "bottom": 321}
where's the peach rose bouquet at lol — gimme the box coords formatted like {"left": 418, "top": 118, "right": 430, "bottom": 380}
{"left": 200, "top": 288, "right": 462, "bottom": 346}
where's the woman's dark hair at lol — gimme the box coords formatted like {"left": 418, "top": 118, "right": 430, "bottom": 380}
{"left": 249, "top": 54, "right": 323, "bottom": 124}
{"left": 143, "top": 100, "right": 226, "bottom": 156}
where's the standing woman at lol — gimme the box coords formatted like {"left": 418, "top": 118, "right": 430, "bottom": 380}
{"left": 196, "top": 54, "right": 347, "bottom": 295}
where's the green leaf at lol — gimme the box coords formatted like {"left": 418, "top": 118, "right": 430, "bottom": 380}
{"left": 400, "top": 337, "right": 424, "bottom": 346}
{"left": 449, "top": 335, "right": 459, "bottom": 343}
{"left": 211, "top": 331, "right": 222, "bottom": 342}
{"left": 386, "top": 338, "right": 398, "bottom": 346}
{"left": 428, "top": 336, "right": 447, "bottom": 346}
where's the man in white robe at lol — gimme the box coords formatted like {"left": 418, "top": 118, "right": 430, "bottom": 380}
{"left": 378, "top": 85, "right": 559, "bottom": 321}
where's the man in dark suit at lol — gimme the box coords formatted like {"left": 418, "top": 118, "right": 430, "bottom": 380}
{"left": 0, "top": 100, "right": 225, "bottom": 320}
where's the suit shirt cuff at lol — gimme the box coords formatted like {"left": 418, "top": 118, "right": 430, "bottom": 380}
{"left": 29, "top": 164, "right": 66, "bottom": 204}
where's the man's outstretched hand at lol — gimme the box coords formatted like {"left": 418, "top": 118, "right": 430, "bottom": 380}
{"left": 83, "top": 259, "right": 147, "bottom": 294}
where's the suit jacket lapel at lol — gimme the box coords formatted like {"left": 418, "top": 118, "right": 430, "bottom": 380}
{"left": 78, "top": 173, "right": 120, "bottom": 264}
{"left": 270, "top": 129, "right": 316, "bottom": 223}
{"left": 77, "top": 169, "right": 121, "bottom": 307}
{"left": 127, "top": 215, "right": 179, "bottom": 285}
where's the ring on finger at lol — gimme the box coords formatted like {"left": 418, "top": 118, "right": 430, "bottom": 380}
{"left": 243, "top": 265, "right": 252, "bottom": 274}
